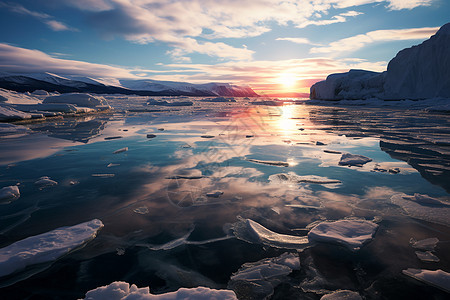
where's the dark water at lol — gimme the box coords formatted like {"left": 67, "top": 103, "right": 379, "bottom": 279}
{"left": 0, "top": 98, "right": 449, "bottom": 299}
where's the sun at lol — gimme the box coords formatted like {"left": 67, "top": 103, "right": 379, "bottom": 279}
{"left": 278, "top": 73, "right": 297, "bottom": 89}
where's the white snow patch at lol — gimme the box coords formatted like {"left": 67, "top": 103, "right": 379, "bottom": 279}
{"left": 402, "top": 268, "right": 450, "bottom": 293}
{"left": 82, "top": 281, "right": 237, "bottom": 300}
{"left": 308, "top": 219, "right": 378, "bottom": 251}
{"left": 0, "top": 219, "right": 103, "bottom": 277}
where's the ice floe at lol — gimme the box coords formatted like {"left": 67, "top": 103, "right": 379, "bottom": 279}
{"left": 104, "top": 136, "right": 122, "bottom": 140}
{"left": 113, "top": 147, "right": 128, "bottom": 154}
{"left": 133, "top": 206, "right": 149, "bottom": 215}
{"left": 338, "top": 153, "right": 372, "bottom": 166}
{"left": 402, "top": 268, "right": 450, "bottom": 293}
{"left": 0, "top": 185, "right": 20, "bottom": 204}
{"left": 147, "top": 98, "right": 193, "bottom": 106}
{"left": 203, "top": 97, "right": 236, "bottom": 102}
{"left": 246, "top": 159, "right": 289, "bottom": 167}
{"left": 206, "top": 190, "right": 224, "bottom": 198}
{"left": 200, "top": 135, "right": 215, "bottom": 138}
{"left": 307, "top": 219, "right": 378, "bottom": 251}
{"left": 0, "top": 219, "right": 103, "bottom": 277}
{"left": 92, "top": 174, "right": 115, "bottom": 178}
{"left": 0, "top": 105, "right": 32, "bottom": 121}
{"left": 231, "top": 218, "right": 309, "bottom": 250}
{"left": 410, "top": 237, "right": 439, "bottom": 251}
{"left": 82, "top": 281, "right": 237, "bottom": 300}
{"left": 146, "top": 134, "right": 157, "bottom": 138}
{"left": 415, "top": 251, "right": 440, "bottom": 262}
{"left": 43, "top": 93, "right": 109, "bottom": 108}
{"left": 391, "top": 194, "right": 450, "bottom": 227}
{"left": 320, "top": 290, "right": 362, "bottom": 300}
{"left": 269, "top": 172, "right": 341, "bottom": 185}
{"left": 34, "top": 176, "right": 58, "bottom": 188}
{"left": 228, "top": 252, "right": 300, "bottom": 299}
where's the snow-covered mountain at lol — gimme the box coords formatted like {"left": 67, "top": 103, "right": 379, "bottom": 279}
{"left": 310, "top": 22, "right": 450, "bottom": 100}
{"left": 0, "top": 72, "right": 258, "bottom": 97}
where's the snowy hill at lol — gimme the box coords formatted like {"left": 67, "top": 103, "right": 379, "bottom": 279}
{"left": 0, "top": 72, "right": 258, "bottom": 97}
{"left": 310, "top": 23, "right": 450, "bottom": 100}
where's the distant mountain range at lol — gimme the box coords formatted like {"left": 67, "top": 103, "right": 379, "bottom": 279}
{"left": 0, "top": 72, "right": 258, "bottom": 97}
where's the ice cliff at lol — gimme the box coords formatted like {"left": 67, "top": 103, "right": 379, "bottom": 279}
{"left": 310, "top": 23, "right": 450, "bottom": 100}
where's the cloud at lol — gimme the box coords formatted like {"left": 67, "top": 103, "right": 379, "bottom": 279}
{"left": 0, "top": 1, "right": 76, "bottom": 32}
{"left": 54, "top": 0, "right": 433, "bottom": 61}
{"left": 310, "top": 26, "right": 439, "bottom": 54}
{"left": 276, "top": 37, "right": 320, "bottom": 45}
{"left": 295, "top": 11, "right": 363, "bottom": 28}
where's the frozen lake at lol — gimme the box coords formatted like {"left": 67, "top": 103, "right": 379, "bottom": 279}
{"left": 0, "top": 97, "right": 449, "bottom": 299}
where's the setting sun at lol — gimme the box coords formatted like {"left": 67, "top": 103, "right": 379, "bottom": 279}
{"left": 278, "top": 72, "right": 297, "bottom": 89}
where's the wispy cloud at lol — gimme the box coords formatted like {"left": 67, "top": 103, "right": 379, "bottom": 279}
{"left": 310, "top": 26, "right": 439, "bottom": 54}
{"left": 296, "top": 11, "right": 363, "bottom": 28}
{"left": 275, "top": 37, "right": 320, "bottom": 46}
{"left": 0, "top": 1, "right": 77, "bottom": 32}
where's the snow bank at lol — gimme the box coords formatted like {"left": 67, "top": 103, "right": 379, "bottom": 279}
{"left": 402, "top": 268, "right": 450, "bottom": 293}
{"left": 0, "top": 185, "right": 20, "bottom": 204}
{"left": 391, "top": 194, "right": 450, "bottom": 226}
{"left": 0, "top": 219, "right": 103, "bottom": 277}
{"left": 82, "top": 281, "right": 237, "bottom": 300}
{"left": 228, "top": 253, "right": 299, "bottom": 299}
{"left": 307, "top": 219, "right": 378, "bottom": 251}
{"left": 310, "top": 22, "right": 450, "bottom": 101}
{"left": 43, "top": 93, "right": 109, "bottom": 108}
{"left": 320, "top": 290, "right": 362, "bottom": 300}
{"left": 338, "top": 153, "right": 372, "bottom": 166}
{"left": 231, "top": 218, "right": 309, "bottom": 250}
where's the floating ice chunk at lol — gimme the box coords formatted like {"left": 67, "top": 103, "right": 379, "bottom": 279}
{"left": 415, "top": 251, "right": 440, "bottom": 262}
{"left": 113, "top": 147, "right": 128, "bottom": 154}
{"left": 409, "top": 193, "right": 450, "bottom": 206}
{"left": 206, "top": 191, "right": 224, "bottom": 198}
{"left": 323, "top": 150, "right": 342, "bottom": 154}
{"left": 232, "top": 218, "right": 309, "bottom": 250}
{"left": 133, "top": 206, "right": 149, "bottom": 215}
{"left": 200, "top": 135, "right": 215, "bottom": 138}
{"left": 147, "top": 98, "right": 193, "bottom": 106}
{"left": 107, "top": 163, "right": 120, "bottom": 168}
{"left": 391, "top": 194, "right": 450, "bottom": 227}
{"left": 269, "top": 172, "right": 341, "bottom": 184}
{"left": 0, "top": 105, "right": 32, "bottom": 121}
{"left": 410, "top": 237, "right": 439, "bottom": 251}
{"left": 338, "top": 153, "right": 372, "bottom": 166}
{"left": 104, "top": 136, "right": 122, "bottom": 140}
{"left": 82, "top": 281, "right": 237, "bottom": 300}
{"left": 308, "top": 219, "right": 378, "bottom": 251}
{"left": 0, "top": 219, "right": 103, "bottom": 277}
{"left": 203, "top": 97, "right": 236, "bottom": 102}
{"left": 146, "top": 134, "right": 156, "bottom": 138}
{"left": 144, "top": 226, "right": 195, "bottom": 251}
{"left": 320, "top": 290, "right": 362, "bottom": 300}
{"left": 0, "top": 185, "right": 20, "bottom": 204}
{"left": 92, "top": 174, "right": 115, "bottom": 178}
{"left": 246, "top": 159, "right": 289, "bottom": 167}
{"left": 44, "top": 93, "right": 109, "bottom": 108}
{"left": 402, "top": 268, "right": 450, "bottom": 293}
{"left": 34, "top": 176, "right": 58, "bottom": 188}
{"left": 166, "top": 169, "right": 204, "bottom": 179}
{"left": 228, "top": 253, "right": 299, "bottom": 299}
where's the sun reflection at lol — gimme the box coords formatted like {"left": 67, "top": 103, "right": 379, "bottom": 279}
{"left": 277, "top": 105, "right": 298, "bottom": 132}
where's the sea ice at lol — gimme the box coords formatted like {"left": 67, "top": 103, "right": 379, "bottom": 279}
{"left": 43, "top": 93, "right": 109, "bottom": 108}
{"left": 415, "top": 251, "right": 440, "bottom": 262}
{"left": 203, "top": 97, "right": 236, "bottom": 102}
{"left": 92, "top": 174, "right": 115, "bottom": 178}
{"left": 113, "top": 147, "right": 128, "bottom": 154}
{"left": 323, "top": 150, "right": 342, "bottom": 154}
{"left": 0, "top": 219, "right": 103, "bottom": 277}
{"left": 0, "top": 105, "right": 32, "bottom": 121}
{"left": 408, "top": 193, "right": 450, "bottom": 206}
{"left": 246, "top": 159, "right": 289, "bottom": 167}
{"left": 82, "top": 281, "right": 237, "bottom": 300}
{"left": 146, "top": 98, "right": 193, "bottom": 106}
{"left": 133, "top": 206, "right": 149, "bottom": 215}
{"left": 307, "top": 219, "right": 378, "bottom": 251}
{"left": 402, "top": 268, "right": 450, "bottom": 293}
{"left": 391, "top": 194, "right": 450, "bottom": 226}
{"left": 320, "top": 290, "right": 362, "bottom": 300}
{"left": 146, "top": 134, "right": 157, "bottom": 138}
{"left": 0, "top": 123, "right": 28, "bottom": 136}
{"left": 200, "top": 135, "right": 215, "bottom": 138}
{"left": 231, "top": 218, "right": 309, "bottom": 250}
{"left": 410, "top": 237, "right": 439, "bottom": 251}
{"left": 206, "top": 191, "right": 224, "bottom": 198}
{"left": 34, "top": 176, "right": 58, "bottom": 188}
{"left": 0, "top": 185, "right": 20, "bottom": 204}
{"left": 338, "top": 153, "right": 372, "bottom": 166}
{"left": 269, "top": 172, "right": 341, "bottom": 185}
{"left": 228, "top": 253, "right": 300, "bottom": 299}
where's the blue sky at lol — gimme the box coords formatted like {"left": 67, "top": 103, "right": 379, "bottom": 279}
{"left": 0, "top": 0, "right": 448, "bottom": 94}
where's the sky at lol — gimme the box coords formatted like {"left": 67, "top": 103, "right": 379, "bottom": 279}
{"left": 0, "top": 0, "right": 448, "bottom": 95}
